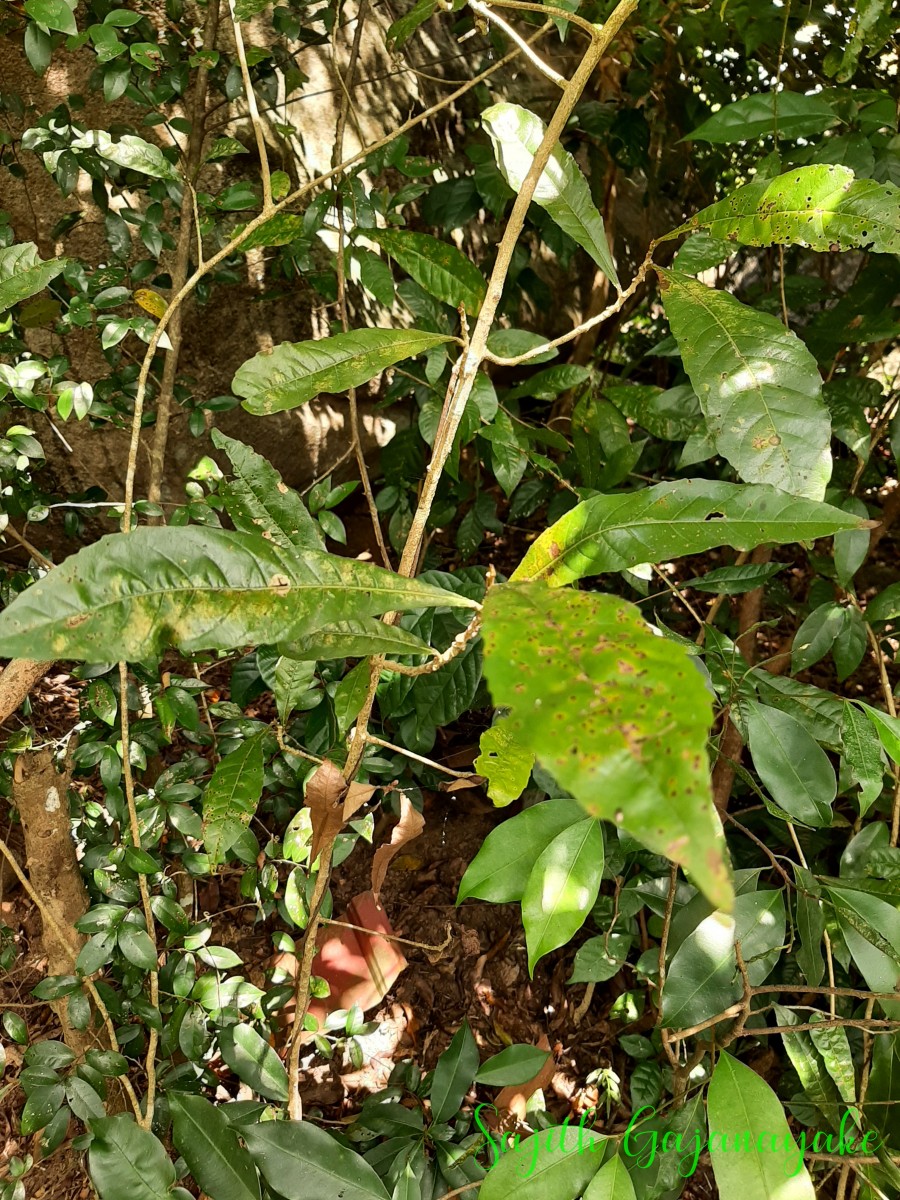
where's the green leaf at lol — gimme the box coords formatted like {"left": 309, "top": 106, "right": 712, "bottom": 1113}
{"left": 479, "top": 410, "right": 528, "bottom": 497}
{"left": 24, "top": 0, "right": 77, "bottom": 35}
{"left": 859, "top": 703, "right": 900, "bottom": 768}
{"left": 368, "top": 229, "right": 486, "bottom": 315}
{"left": 0, "top": 527, "right": 476, "bottom": 661}
{"left": 706, "top": 1052, "right": 816, "bottom": 1199}
{"left": 521, "top": 818, "right": 604, "bottom": 973}
{"left": 430, "top": 1022, "right": 479, "bottom": 1122}
{"left": 672, "top": 164, "right": 900, "bottom": 255}
{"left": 203, "top": 734, "right": 265, "bottom": 867}
{"left": 568, "top": 933, "right": 631, "bottom": 984}
{"left": 795, "top": 866, "right": 826, "bottom": 987}
{"left": 661, "top": 890, "right": 785, "bottom": 1029}
{"left": 237, "top": 213, "right": 305, "bottom": 250}
{"left": 842, "top": 701, "right": 885, "bottom": 815}
{"left": 233, "top": 329, "right": 453, "bottom": 415}
{"left": 474, "top": 1044, "right": 551, "bottom": 1087}
{"left": 0, "top": 243, "right": 66, "bottom": 315}
{"left": 826, "top": 883, "right": 900, "bottom": 963}
{"left": 218, "top": 1024, "right": 289, "bottom": 1102}
{"left": 513, "top": 480, "right": 864, "bottom": 587}
{"left": 808, "top": 1017, "right": 858, "bottom": 1115}
{"left": 117, "top": 926, "right": 158, "bottom": 971}
{"left": 659, "top": 270, "right": 831, "bottom": 500}
{"left": 584, "top": 1154, "right": 636, "bottom": 1200}
{"left": 21, "top": 1084, "right": 64, "bottom": 1134}
{"left": 773, "top": 1004, "right": 843, "bottom": 1128}
{"left": 279, "top": 619, "right": 434, "bottom": 661}
{"left": 242, "top": 1119, "right": 390, "bottom": 1200}
{"left": 233, "top": 0, "right": 269, "bottom": 19}
{"left": 212, "top": 431, "right": 322, "bottom": 553}
{"left": 88, "top": 1115, "right": 176, "bottom": 1200}
{"left": 482, "top": 103, "right": 619, "bottom": 290}
{"left": 70, "top": 130, "right": 179, "bottom": 181}
{"left": 66, "top": 1076, "right": 106, "bottom": 1122}
{"left": 686, "top": 92, "right": 837, "bottom": 143}
{"left": 386, "top": 0, "right": 437, "bottom": 46}
{"left": 478, "top": 1125, "right": 606, "bottom": 1200}
{"left": 746, "top": 704, "right": 836, "bottom": 827}
{"left": 482, "top": 584, "right": 732, "bottom": 911}
{"left": 685, "top": 562, "right": 785, "bottom": 595}
{"left": 474, "top": 720, "right": 535, "bottom": 807}
{"left": 604, "top": 382, "right": 701, "bottom": 443}
{"left": 792, "top": 602, "right": 845, "bottom": 673}
{"left": 206, "top": 136, "right": 249, "bottom": 161}
{"left": 458, "top": 799, "right": 586, "bottom": 904}
{"left": 169, "top": 1093, "right": 261, "bottom": 1200}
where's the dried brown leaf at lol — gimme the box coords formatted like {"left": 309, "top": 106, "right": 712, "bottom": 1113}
{"left": 371, "top": 793, "right": 425, "bottom": 902}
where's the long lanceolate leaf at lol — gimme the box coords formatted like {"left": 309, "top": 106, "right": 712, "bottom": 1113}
{"left": 667, "top": 164, "right": 900, "bottom": 255}
{"left": 481, "top": 583, "right": 732, "bottom": 911}
{"left": 513, "top": 479, "right": 868, "bottom": 586}
{"left": 368, "top": 228, "right": 486, "bottom": 314}
{"left": 481, "top": 103, "right": 620, "bottom": 291}
{"left": 232, "top": 328, "right": 453, "bottom": 414}
{"left": 0, "top": 527, "right": 478, "bottom": 661}
{"left": 659, "top": 270, "right": 832, "bottom": 500}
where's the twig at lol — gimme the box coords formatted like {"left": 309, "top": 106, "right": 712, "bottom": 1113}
{"left": 228, "top": 0, "right": 273, "bottom": 211}
{"left": 320, "top": 916, "right": 453, "bottom": 955}
{"left": 4, "top": 523, "right": 54, "bottom": 569}
{"left": 360, "top": 732, "right": 475, "bottom": 778}
{"left": 469, "top": 0, "right": 565, "bottom": 87}
{"left": 147, "top": 0, "right": 220, "bottom": 512}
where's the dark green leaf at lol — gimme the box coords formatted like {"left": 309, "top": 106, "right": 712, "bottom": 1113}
{"left": 218, "top": 1024, "right": 289, "bottom": 1102}
{"left": 169, "top": 1092, "right": 261, "bottom": 1200}
{"left": 242, "top": 1119, "right": 390, "bottom": 1200}
{"left": 686, "top": 92, "right": 837, "bottom": 143}
{"left": 746, "top": 704, "right": 836, "bottom": 826}
{"left": 430, "top": 1022, "right": 479, "bottom": 1122}
{"left": 88, "top": 1115, "right": 176, "bottom": 1200}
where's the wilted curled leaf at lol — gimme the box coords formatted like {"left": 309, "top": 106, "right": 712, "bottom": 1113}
{"left": 306, "top": 760, "right": 348, "bottom": 863}
{"left": 371, "top": 793, "right": 425, "bottom": 902}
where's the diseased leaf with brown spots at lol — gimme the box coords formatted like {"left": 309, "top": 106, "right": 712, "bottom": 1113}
{"left": 0, "top": 527, "right": 478, "bottom": 661}
{"left": 481, "top": 583, "right": 732, "bottom": 911}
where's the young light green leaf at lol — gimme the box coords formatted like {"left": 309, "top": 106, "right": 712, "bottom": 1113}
{"left": 242, "top": 1119, "right": 390, "bottom": 1200}
{"left": 746, "top": 704, "right": 836, "bottom": 827}
{"left": 659, "top": 270, "right": 831, "bottom": 500}
{"left": 88, "top": 1115, "right": 177, "bottom": 1200}
{"left": 685, "top": 92, "right": 837, "bottom": 143}
{"left": 368, "top": 229, "right": 486, "bottom": 315}
{"left": 482, "top": 584, "right": 732, "bottom": 911}
{"left": 430, "top": 1022, "right": 479, "bottom": 1122}
{"left": 169, "top": 1093, "right": 261, "bottom": 1200}
{"left": 521, "top": 818, "right": 604, "bottom": 974}
{"left": 773, "top": 1004, "right": 843, "bottom": 1129}
{"left": 458, "top": 799, "right": 587, "bottom": 904}
{"left": 218, "top": 1024, "right": 289, "bottom": 1102}
{"left": 479, "top": 1125, "right": 606, "bottom": 1200}
{"left": 233, "top": 328, "right": 453, "bottom": 415}
{"left": 474, "top": 1044, "right": 551, "bottom": 1087}
{"left": 203, "top": 733, "right": 265, "bottom": 867}
{"left": 474, "top": 720, "right": 536, "bottom": 807}
{"left": 584, "top": 1154, "right": 636, "bottom": 1200}
{"left": 671, "top": 164, "right": 900, "bottom": 255}
{"left": 513, "top": 480, "right": 865, "bottom": 587}
{"left": 212, "top": 430, "right": 322, "bottom": 552}
{"left": 0, "top": 242, "right": 66, "bottom": 314}
{"left": 0, "top": 527, "right": 476, "bottom": 661}
{"left": 707, "top": 1052, "right": 816, "bottom": 1199}
{"left": 808, "top": 1016, "right": 859, "bottom": 1116}
{"left": 482, "top": 103, "right": 619, "bottom": 290}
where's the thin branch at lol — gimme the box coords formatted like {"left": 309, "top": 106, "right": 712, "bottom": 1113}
{"left": 469, "top": 0, "right": 565, "bottom": 87}
{"left": 228, "top": 0, "right": 273, "bottom": 211}
{"left": 361, "top": 732, "right": 476, "bottom": 778}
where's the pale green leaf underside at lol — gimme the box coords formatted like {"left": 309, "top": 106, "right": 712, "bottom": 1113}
{"left": 482, "top": 102, "right": 620, "bottom": 290}
{"left": 233, "top": 328, "right": 453, "bottom": 414}
{"left": 0, "top": 526, "right": 477, "bottom": 661}
{"left": 368, "top": 228, "right": 486, "bottom": 315}
{"left": 513, "top": 479, "right": 865, "bottom": 587}
{"left": 482, "top": 583, "right": 732, "bottom": 911}
{"left": 671, "top": 164, "right": 900, "bottom": 255}
{"left": 660, "top": 270, "right": 831, "bottom": 500}
{"left": 0, "top": 242, "right": 66, "bottom": 314}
